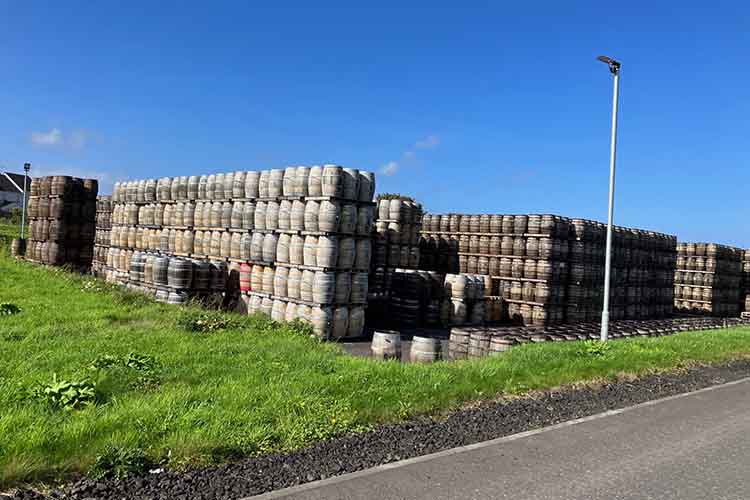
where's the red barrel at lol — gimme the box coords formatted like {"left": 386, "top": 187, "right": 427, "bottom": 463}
{"left": 239, "top": 263, "right": 252, "bottom": 292}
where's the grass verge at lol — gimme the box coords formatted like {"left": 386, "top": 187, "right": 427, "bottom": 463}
{"left": 1, "top": 223, "right": 749, "bottom": 488}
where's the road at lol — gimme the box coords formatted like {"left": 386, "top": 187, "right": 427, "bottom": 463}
{"left": 247, "top": 377, "right": 750, "bottom": 500}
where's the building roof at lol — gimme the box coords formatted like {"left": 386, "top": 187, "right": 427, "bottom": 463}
{"left": 0, "top": 172, "right": 26, "bottom": 193}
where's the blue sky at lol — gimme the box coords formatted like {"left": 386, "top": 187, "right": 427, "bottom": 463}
{"left": 2, "top": 2, "right": 748, "bottom": 246}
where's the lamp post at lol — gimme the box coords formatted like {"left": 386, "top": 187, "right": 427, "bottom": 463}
{"left": 20, "top": 162, "right": 30, "bottom": 241}
{"left": 597, "top": 55, "right": 621, "bottom": 342}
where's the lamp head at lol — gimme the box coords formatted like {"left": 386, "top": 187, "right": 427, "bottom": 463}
{"left": 597, "top": 55, "right": 621, "bottom": 75}
{"left": 23, "top": 162, "right": 31, "bottom": 172}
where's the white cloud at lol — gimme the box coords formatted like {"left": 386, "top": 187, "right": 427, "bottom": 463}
{"left": 414, "top": 135, "right": 440, "bottom": 150}
{"left": 379, "top": 134, "right": 440, "bottom": 177}
{"left": 380, "top": 161, "right": 399, "bottom": 176}
{"left": 30, "top": 128, "right": 63, "bottom": 146}
{"left": 30, "top": 128, "right": 90, "bottom": 150}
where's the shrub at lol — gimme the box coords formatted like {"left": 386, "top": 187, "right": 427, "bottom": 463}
{"left": 176, "top": 309, "right": 236, "bottom": 333}
{"left": 577, "top": 340, "right": 612, "bottom": 357}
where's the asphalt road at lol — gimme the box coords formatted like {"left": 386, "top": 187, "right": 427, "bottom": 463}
{"left": 247, "top": 377, "right": 750, "bottom": 500}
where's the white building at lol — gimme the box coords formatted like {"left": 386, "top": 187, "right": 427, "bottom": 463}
{"left": 0, "top": 172, "right": 27, "bottom": 214}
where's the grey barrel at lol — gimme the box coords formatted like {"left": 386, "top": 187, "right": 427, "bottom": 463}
{"left": 410, "top": 336, "right": 443, "bottom": 363}
{"left": 371, "top": 330, "right": 401, "bottom": 360}
{"left": 168, "top": 258, "right": 193, "bottom": 289}
{"left": 321, "top": 165, "right": 343, "bottom": 197}
{"left": 308, "top": 166, "right": 323, "bottom": 196}
{"left": 268, "top": 169, "right": 284, "bottom": 198}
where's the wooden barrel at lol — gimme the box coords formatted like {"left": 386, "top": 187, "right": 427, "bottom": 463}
{"left": 310, "top": 306, "right": 333, "bottom": 338}
{"left": 303, "top": 235, "right": 318, "bottom": 266}
{"left": 337, "top": 237, "right": 355, "bottom": 270}
{"left": 262, "top": 233, "right": 278, "bottom": 262}
{"left": 318, "top": 200, "right": 340, "bottom": 233}
{"left": 284, "top": 301, "right": 298, "bottom": 322}
{"left": 230, "top": 232, "right": 242, "bottom": 259}
{"left": 256, "top": 170, "right": 268, "bottom": 198}
{"left": 185, "top": 175, "right": 199, "bottom": 200}
{"left": 168, "top": 258, "right": 193, "bottom": 289}
{"left": 267, "top": 169, "right": 284, "bottom": 198}
{"left": 347, "top": 306, "right": 365, "bottom": 337}
{"left": 350, "top": 272, "right": 368, "bottom": 303}
{"left": 276, "top": 233, "right": 291, "bottom": 263}
{"left": 220, "top": 201, "right": 232, "bottom": 228}
{"left": 273, "top": 266, "right": 289, "bottom": 297}
{"left": 265, "top": 200, "right": 280, "bottom": 230}
{"left": 206, "top": 230, "right": 219, "bottom": 256}
{"left": 303, "top": 200, "right": 319, "bottom": 231}
{"left": 300, "top": 270, "right": 315, "bottom": 301}
{"left": 316, "top": 235, "right": 338, "bottom": 268}
{"left": 489, "top": 336, "right": 515, "bottom": 355}
{"left": 410, "top": 336, "right": 442, "bottom": 363}
{"left": 271, "top": 299, "right": 286, "bottom": 322}
{"left": 287, "top": 267, "right": 302, "bottom": 299}
{"left": 371, "top": 330, "right": 401, "bottom": 360}
{"left": 331, "top": 306, "right": 349, "bottom": 338}
{"left": 308, "top": 166, "right": 323, "bottom": 196}
{"left": 354, "top": 239, "right": 371, "bottom": 270}
{"left": 232, "top": 171, "right": 246, "bottom": 199}
{"left": 295, "top": 167, "right": 310, "bottom": 196}
{"left": 286, "top": 200, "right": 304, "bottom": 231}
{"left": 178, "top": 176, "right": 189, "bottom": 200}
{"left": 231, "top": 202, "right": 244, "bottom": 228}
{"left": 250, "top": 232, "right": 264, "bottom": 261}
{"left": 334, "top": 272, "right": 352, "bottom": 304}
{"left": 210, "top": 260, "right": 228, "bottom": 291}
{"left": 254, "top": 201, "right": 267, "bottom": 230}
{"left": 358, "top": 171, "right": 375, "bottom": 202}
{"left": 218, "top": 231, "right": 231, "bottom": 257}
{"left": 313, "top": 271, "right": 336, "bottom": 304}
{"left": 241, "top": 201, "right": 255, "bottom": 230}
{"left": 258, "top": 266, "right": 273, "bottom": 294}
{"left": 259, "top": 297, "right": 273, "bottom": 317}
{"left": 245, "top": 171, "right": 260, "bottom": 198}
{"left": 238, "top": 233, "right": 252, "bottom": 261}
{"left": 341, "top": 168, "right": 359, "bottom": 200}
{"left": 321, "top": 165, "right": 343, "bottom": 197}
{"left": 289, "top": 234, "right": 305, "bottom": 265}
{"left": 11, "top": 238, "right": 26, "bottom": 257}
{"left": 152, "top": 256, "right": 170, "bottom": 285}
{"left": 339, "top": 204, "right": 357, "bottom": 234}
{"left": 282, "top": 167, "right": 297, "bottom": 196}
{"left": 278, "top": 200, "right": 292, "bottom": 230}
{"left": 214, "top": 173, "right": 226, "bottom": 200}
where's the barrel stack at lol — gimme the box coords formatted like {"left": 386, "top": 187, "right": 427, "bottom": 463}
{"left": 420, "top": 214, "right": 572, "bottom": 327}
{"left": 420, "top": 213, "right": 677, "bottom": 326}
{"left": 106, "top": 166, "right": 376, "bottom": 339}
{"left": 367, "top": 196, "right": 423, "bottom": 328}
{"left": 25, "top": 176, "right": 98, "bottom": 269}
{"left": 92, "top": 195, "right": 112, "bottom": 278}
{"left": 673, "top": 243, "right": 743, "bottom": 317}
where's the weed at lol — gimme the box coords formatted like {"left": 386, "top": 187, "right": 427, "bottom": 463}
{"left": 89, "top": 445, "right": 151, "bottom": 480}
{"left": 578, "top": 340, "right": 613, "bottom": 357}
{"left": 31, "top": 375, "right": 97, "bottom": 411}
{"left": 176, "top": 309, "right": 235, "bottom": 332}
{"left": 0, "top": 303, "right": 21, "bottom": 316}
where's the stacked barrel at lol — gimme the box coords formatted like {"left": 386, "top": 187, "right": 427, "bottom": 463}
{"left": 106, "top": 166, "right": 375, "bottom": 338}
{"left": 370, "top": 197, "right": 423, "bottom": 294}
{"left": 673, "top": 243, "right": 743, "bottom": 317}
{"left": 92, "top": 196, "right": 112, "bottom": 277}
{"left": 743, "top": 250, "right": 750, "bottom": 316}
{"left": 419, "top": 214, "right": 572, "bottom": 326}
{"left": 25, "top": 176, "right": 97, "bottom": 268}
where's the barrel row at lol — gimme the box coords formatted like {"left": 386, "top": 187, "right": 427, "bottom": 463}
{"left": 448, "top": 316, "right": 750, "bottom": 360}
{"left": 28, "top": 219, "right": 95, "bottom": 242}
{"left": 108, "top": 228, "right": 371, "bottom": 271}
{"left": 29, "top": 176, "right": 98, "bottom": 200}
{"left": 28, "top": 197, "right": 97, "bottom": 221}
{"left": 112, "top": 166, "right": 375, "bottom": 204}
{"left": 25, "top": 240, "right": 93, "bottom": 266}
{"left": 239, "top": 295, "right": 364, "bottom": 339}
{"left": 112, "top": 199, "right": 374, "bottom": 236}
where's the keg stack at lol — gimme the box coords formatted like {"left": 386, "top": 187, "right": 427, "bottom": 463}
{"left": 107, "top": 166, "right": 376, "bottom": 339}
{"left": 92, "top": 195, "right": 112, "bottom": 278}
{"left": 673, "top": 243, "right": 743, "bottom": 317}
{"left": 743, "top": 250, "right": 750, "bottom": 317}
{"left": 419, "top": 214, "right": 572, "bottom": 327}
{"left": 25, "top": 176, "right": 98, "bottom": 269}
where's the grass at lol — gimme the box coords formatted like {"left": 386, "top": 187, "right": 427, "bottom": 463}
{"left": 1, "top": 220, "right": 750, "bottom": 488}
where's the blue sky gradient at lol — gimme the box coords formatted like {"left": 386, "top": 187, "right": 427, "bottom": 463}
{"left": 2, "top": 2, "right": 748, "bottom": 246}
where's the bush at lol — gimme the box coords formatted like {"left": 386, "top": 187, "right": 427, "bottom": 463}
{"left": 577, "top": 340, "right": 612, "bottom": 357}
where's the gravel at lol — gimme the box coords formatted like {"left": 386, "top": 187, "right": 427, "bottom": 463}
{"left": 10, "top": 359, "right": 750, "bottom": 500}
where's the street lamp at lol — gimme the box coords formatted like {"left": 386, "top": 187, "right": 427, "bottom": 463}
{"left": 597, "top": 55, "right": 621, "bottom": 342}
{"left": 20, "top": 162, "right": 30, "bottom": 241}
